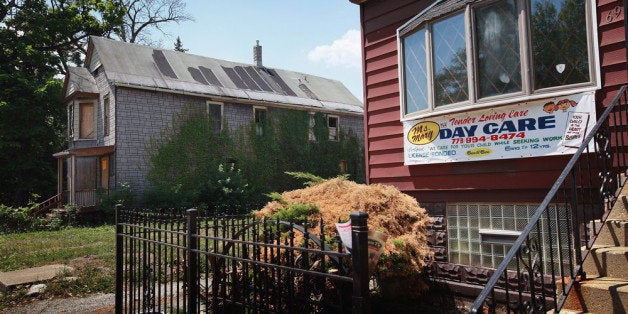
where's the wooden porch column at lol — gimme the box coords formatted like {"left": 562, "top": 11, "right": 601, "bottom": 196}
{"left": 57, "top": 157, "right": 64, "bottom": 206}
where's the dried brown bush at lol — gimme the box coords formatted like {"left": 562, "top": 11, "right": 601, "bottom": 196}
{"left": 254, "top": 178, "right": 433, "bottom": 277}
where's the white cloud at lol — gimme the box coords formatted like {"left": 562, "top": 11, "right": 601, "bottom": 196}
{"left": 307, "top": 29, "right": 361, "bottom": 69}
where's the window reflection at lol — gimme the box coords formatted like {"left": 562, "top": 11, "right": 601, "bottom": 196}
{"left": 531, "top": 0, "right": 588, "bottom": 89}
{"left": 433, "top": 13, "right": 468, "bottom": 107}
{"left": 476, "top": 0, "right": 521, "bottom": 98}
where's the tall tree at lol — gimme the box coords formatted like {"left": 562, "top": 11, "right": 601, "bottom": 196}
{"left": 114, "top": 0, "right": 193, "bottom": 44}
{"left": 0, "top": 0, "right": 124, "bottom": 206}
{"left": 174, "top": 36, "right": 187, "bottom": 52}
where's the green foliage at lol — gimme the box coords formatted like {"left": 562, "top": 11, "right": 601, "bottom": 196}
{"left": 235, "top": 110, "right": 365, "bottom": 193}
{"left": 266, "top": 191, "right": 287, "bottom": 205}
{"left": 45, "top": 264, "right": 114, "bottom": 296}
{"left": 0, "top": 196, "right": 79, "bottom": 234}
{"left": 0, "top": 0, "right": 125, "bottom": 207}
{"left": 392, "top": 239, "right": 405, "bottom": 248}
{"left": 174, "top": 36, "right": 188, "bottom": 52}
{"left": 0, "top": 225, "right": 115, "bottom": 310}
{"left": 284, "top": 171, "right": 326, "bottom": 187}
{"left": 0, "top": 225, "right": 115, "bottom": 272}
{"left": 145, "top": 108, "right": 264, "bottom": 212}
{"left": 146, "top": 107, "right": 364, "bottom": 210}
{"left": 0, "top": 204, "right": 35, "bottom": 234}
{"left": 267, "top": 202, "right": 319, "bottom": 224}
{"left": 196, "top": 164, "right": 260, "bottom": 214}
{"left": 95, "top": 182, "right": 135, "bottom": 221}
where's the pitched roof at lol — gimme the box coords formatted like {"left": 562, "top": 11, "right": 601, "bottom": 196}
{"left": 85, "top": 36, "right": 363, "bottom": 114}
{"left": 63, "top": 66, "right": 99, "bottom": 101}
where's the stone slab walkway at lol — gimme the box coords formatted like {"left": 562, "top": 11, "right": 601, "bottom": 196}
{"left": 0, "top": 265, "right": 74, "bottom": 291}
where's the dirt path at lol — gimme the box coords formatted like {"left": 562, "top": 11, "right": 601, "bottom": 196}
{"left": 3, "top": 293, "right": 115, "bottom": 314}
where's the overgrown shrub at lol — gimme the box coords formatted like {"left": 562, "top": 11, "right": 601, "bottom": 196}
{"left": 0, "top": 196, "right": 79, "bottom": 234}
{"left": 145, "top": 106, "right": 365, "bottom": 210}
{"left": 95, "top": 182, "right": 135, "bottom": 222}
{"left": 196, "top": 164, "right": 264, "bottom": 214}
{"left": 145, "top": 106, "right": 240, "bottom": 209}
{"left": 0, "top": 203, "right": 35, "bottom": 234}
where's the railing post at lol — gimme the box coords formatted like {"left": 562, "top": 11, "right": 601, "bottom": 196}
{"left": 115, "top": 204, "right": 124, "bottom": 314}
{"left": 186, "top": 208, "right": 199, "bottom": 314}
{"left": 350, "top": 211, "right": 369, "bottom": 314}
{"left": 569, "top": 171, "right": 584, "bottom": 269}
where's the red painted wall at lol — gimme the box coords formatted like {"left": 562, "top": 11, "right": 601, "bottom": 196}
{"left": 357, "top": 0, "right": 628, "bottom": 203}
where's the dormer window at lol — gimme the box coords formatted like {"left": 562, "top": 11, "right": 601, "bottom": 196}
{"left": 398, "top": 0, "right": 598, "bottom": 118}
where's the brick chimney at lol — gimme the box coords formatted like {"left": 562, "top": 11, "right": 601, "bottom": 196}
{"left": 253, "top": 40, "right": 262, "bottom": 67}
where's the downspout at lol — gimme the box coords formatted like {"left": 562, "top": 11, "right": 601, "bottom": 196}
{"left": 114, "top": 85, "right": 118, "bottom": 192}
{"left": 359, "top": 3, "right": 370, "bottom": 185}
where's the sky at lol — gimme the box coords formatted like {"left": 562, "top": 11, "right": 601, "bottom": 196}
{"left": 159, "top": 1, "right": 364, "bottom": 101}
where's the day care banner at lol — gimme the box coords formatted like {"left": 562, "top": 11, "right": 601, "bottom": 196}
{"left": 403, "top": 92, "right": 596, "bottom": 165}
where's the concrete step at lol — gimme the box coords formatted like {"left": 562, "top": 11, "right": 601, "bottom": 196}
{"left": 0, "top": 264, "right": 74, "bottom": 292}
{"left": 611, "top": 195, "right": 628, "bottom": 220}
{"left": 594, "top": 219, "right": 628, "bottom": 247}
{"left": 562, "top": 277, "right": 628, "bottom": 313}
{"left": 582, "top": 245, "right": 628, "bottom": 279}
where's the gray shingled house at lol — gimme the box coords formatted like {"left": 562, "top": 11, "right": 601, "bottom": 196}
{"left": 53, "top": 36, "right": 363, "bottom": 208}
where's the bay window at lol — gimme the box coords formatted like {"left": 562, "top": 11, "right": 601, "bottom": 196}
{"left": 399, "top": 0, "right": 597, "bottom": 118}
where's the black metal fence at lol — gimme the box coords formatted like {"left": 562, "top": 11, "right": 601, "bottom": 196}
{"left": 470, "top": 86, "right": 628, "bottom": 313}
{"left": 115, "top": 206, "right": 370, "bottom": 313}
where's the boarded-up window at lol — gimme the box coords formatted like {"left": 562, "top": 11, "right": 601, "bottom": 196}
{"left": 76, "top": 157, "right": 97, "bottom": 190}
{"left": 79, "top": 102, "right": 95, "bottom": 139}
{"left": 103, "top": 96, "right": 110, "bottom": 136}
{"left": 100, "top": 156, "right": 109, "bottom": 189}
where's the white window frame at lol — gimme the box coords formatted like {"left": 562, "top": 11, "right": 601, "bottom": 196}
{"left": 327, "top": 115, "right": 340, "bottom": 141}
{"left": 205, "top": 100, "right": 224, "bottom": 133}
{"left": 397, "top": 0, "right": 600, "bottom": 121}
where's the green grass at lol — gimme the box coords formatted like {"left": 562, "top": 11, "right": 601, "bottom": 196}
{"left": 0, "top": 225, "right": 117, "bottom": 310}
{"left": 0, "top": 225, "right": 115, "bottom": 272}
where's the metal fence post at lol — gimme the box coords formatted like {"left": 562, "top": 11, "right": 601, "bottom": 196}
{"left": 187, "top": 208, "right": 198, "bottom": 314}
{"left": 350, "top": 211, "right": 369, "bottom": 314}
{"left": 115, "top": 204, "right": 124, "bottom": 314}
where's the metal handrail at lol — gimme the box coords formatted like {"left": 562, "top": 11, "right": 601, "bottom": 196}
{"left": 30, "top": 191, "right": 63, "bottom": 217}
{"left": 470, "top": 85, "right": 628, "bottom": 313}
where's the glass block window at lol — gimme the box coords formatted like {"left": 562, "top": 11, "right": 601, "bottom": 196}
{"left": 398, "top": 0, "right": 596, "bottom": 117}
{"left": 447, "top": 203, "right": 574, "bottom": 274}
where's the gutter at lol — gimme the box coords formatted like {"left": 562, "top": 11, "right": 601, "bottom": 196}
{"left": 112, "top": 82, "right": 364, "bottom": 117}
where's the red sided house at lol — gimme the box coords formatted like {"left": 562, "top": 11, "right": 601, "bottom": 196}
{"left": 351, "top": 0, "right": 627, "bottom": 312}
